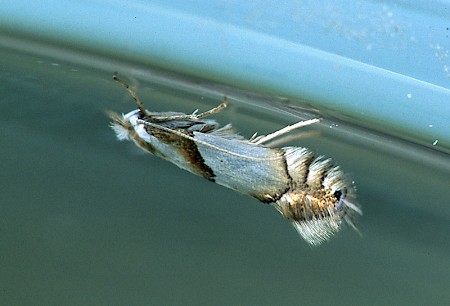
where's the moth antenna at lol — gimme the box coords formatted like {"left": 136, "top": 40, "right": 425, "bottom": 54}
{"left": 249, "top": 132, "right": 259, "bottom": 141}
{"left": 252, "top": 118, "right": 320, "bottom": 145}
{"left": 263, "top": 131, "right": 321, "bottom": 148}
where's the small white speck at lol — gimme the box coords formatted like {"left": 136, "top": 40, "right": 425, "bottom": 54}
{"left": 51, "top": 63, "right": 60, "bottom": 67}
{"left": 407, "top": 93, "right": 412, "bottom": 99}
{"left": 432, "top": 140, "right": 438, "bottom": 146}
{"left": 428, "top": 124, "right": 433, "bottom": 128}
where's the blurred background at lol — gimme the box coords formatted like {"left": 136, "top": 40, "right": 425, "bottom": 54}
{"left": 1, "top": 1, "right": 449, "bottom": 305}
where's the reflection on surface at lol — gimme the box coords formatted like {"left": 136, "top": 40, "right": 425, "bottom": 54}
{"left": 1, "top": 45, "right": 449, "bottom": 305}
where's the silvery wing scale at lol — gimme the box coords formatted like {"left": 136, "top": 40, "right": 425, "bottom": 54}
{"left": 109, "top": 73, "right": 362, "bottom": 246}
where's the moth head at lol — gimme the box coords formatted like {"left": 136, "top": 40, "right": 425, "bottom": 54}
{"left": 107, "top": 110, "right": 140, "bottom": 141}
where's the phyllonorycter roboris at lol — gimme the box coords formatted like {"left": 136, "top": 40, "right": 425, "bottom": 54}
{"left": 108, "top": 73, "right": 362, "bottom": 246}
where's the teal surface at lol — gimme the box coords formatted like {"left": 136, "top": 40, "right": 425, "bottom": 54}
{"left": 1, "top": 1, "right": 450, "bottom": 305}
{"left": 1, "top": 0, "right": 449, "bottom": 150}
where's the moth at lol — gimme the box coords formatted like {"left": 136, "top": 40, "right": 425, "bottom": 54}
{"left": 109, "top": 73, "right": 362, "bottom": 246}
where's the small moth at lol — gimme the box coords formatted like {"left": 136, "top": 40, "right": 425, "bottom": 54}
{"left": 109, "top": 73, "right": 362, "bottom": 246}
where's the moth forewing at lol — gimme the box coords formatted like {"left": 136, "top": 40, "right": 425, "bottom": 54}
{"left": 109, "top": 73, "right": 362, "bottom": 246}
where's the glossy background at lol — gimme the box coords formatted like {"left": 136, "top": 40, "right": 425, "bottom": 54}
{"left": 1, "top": 1, "right": 449, "bottom": 305}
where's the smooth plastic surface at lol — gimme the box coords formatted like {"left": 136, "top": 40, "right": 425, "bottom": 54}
{"left": 1, "top": 0, "right": 449, "bottom": 150}
{"left": 1, "top": 47, "right": 449, "bottom": 305}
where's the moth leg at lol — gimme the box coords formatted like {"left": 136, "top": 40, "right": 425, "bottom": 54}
{"left": 153, "top": 96, "right": 228, "bottom": 121}
{"left": 195, "top": 96, "right": 228, "bottom": 119}
{"left": 251, "top": 118, "right": 320, "bottom": 145}
{"left": 113, "top": 72, "right": 150, "bottom": 117}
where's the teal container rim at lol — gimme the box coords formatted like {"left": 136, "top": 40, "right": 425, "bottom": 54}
{"left": 1, "top": 0, "right": 449, "bottom": 152}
